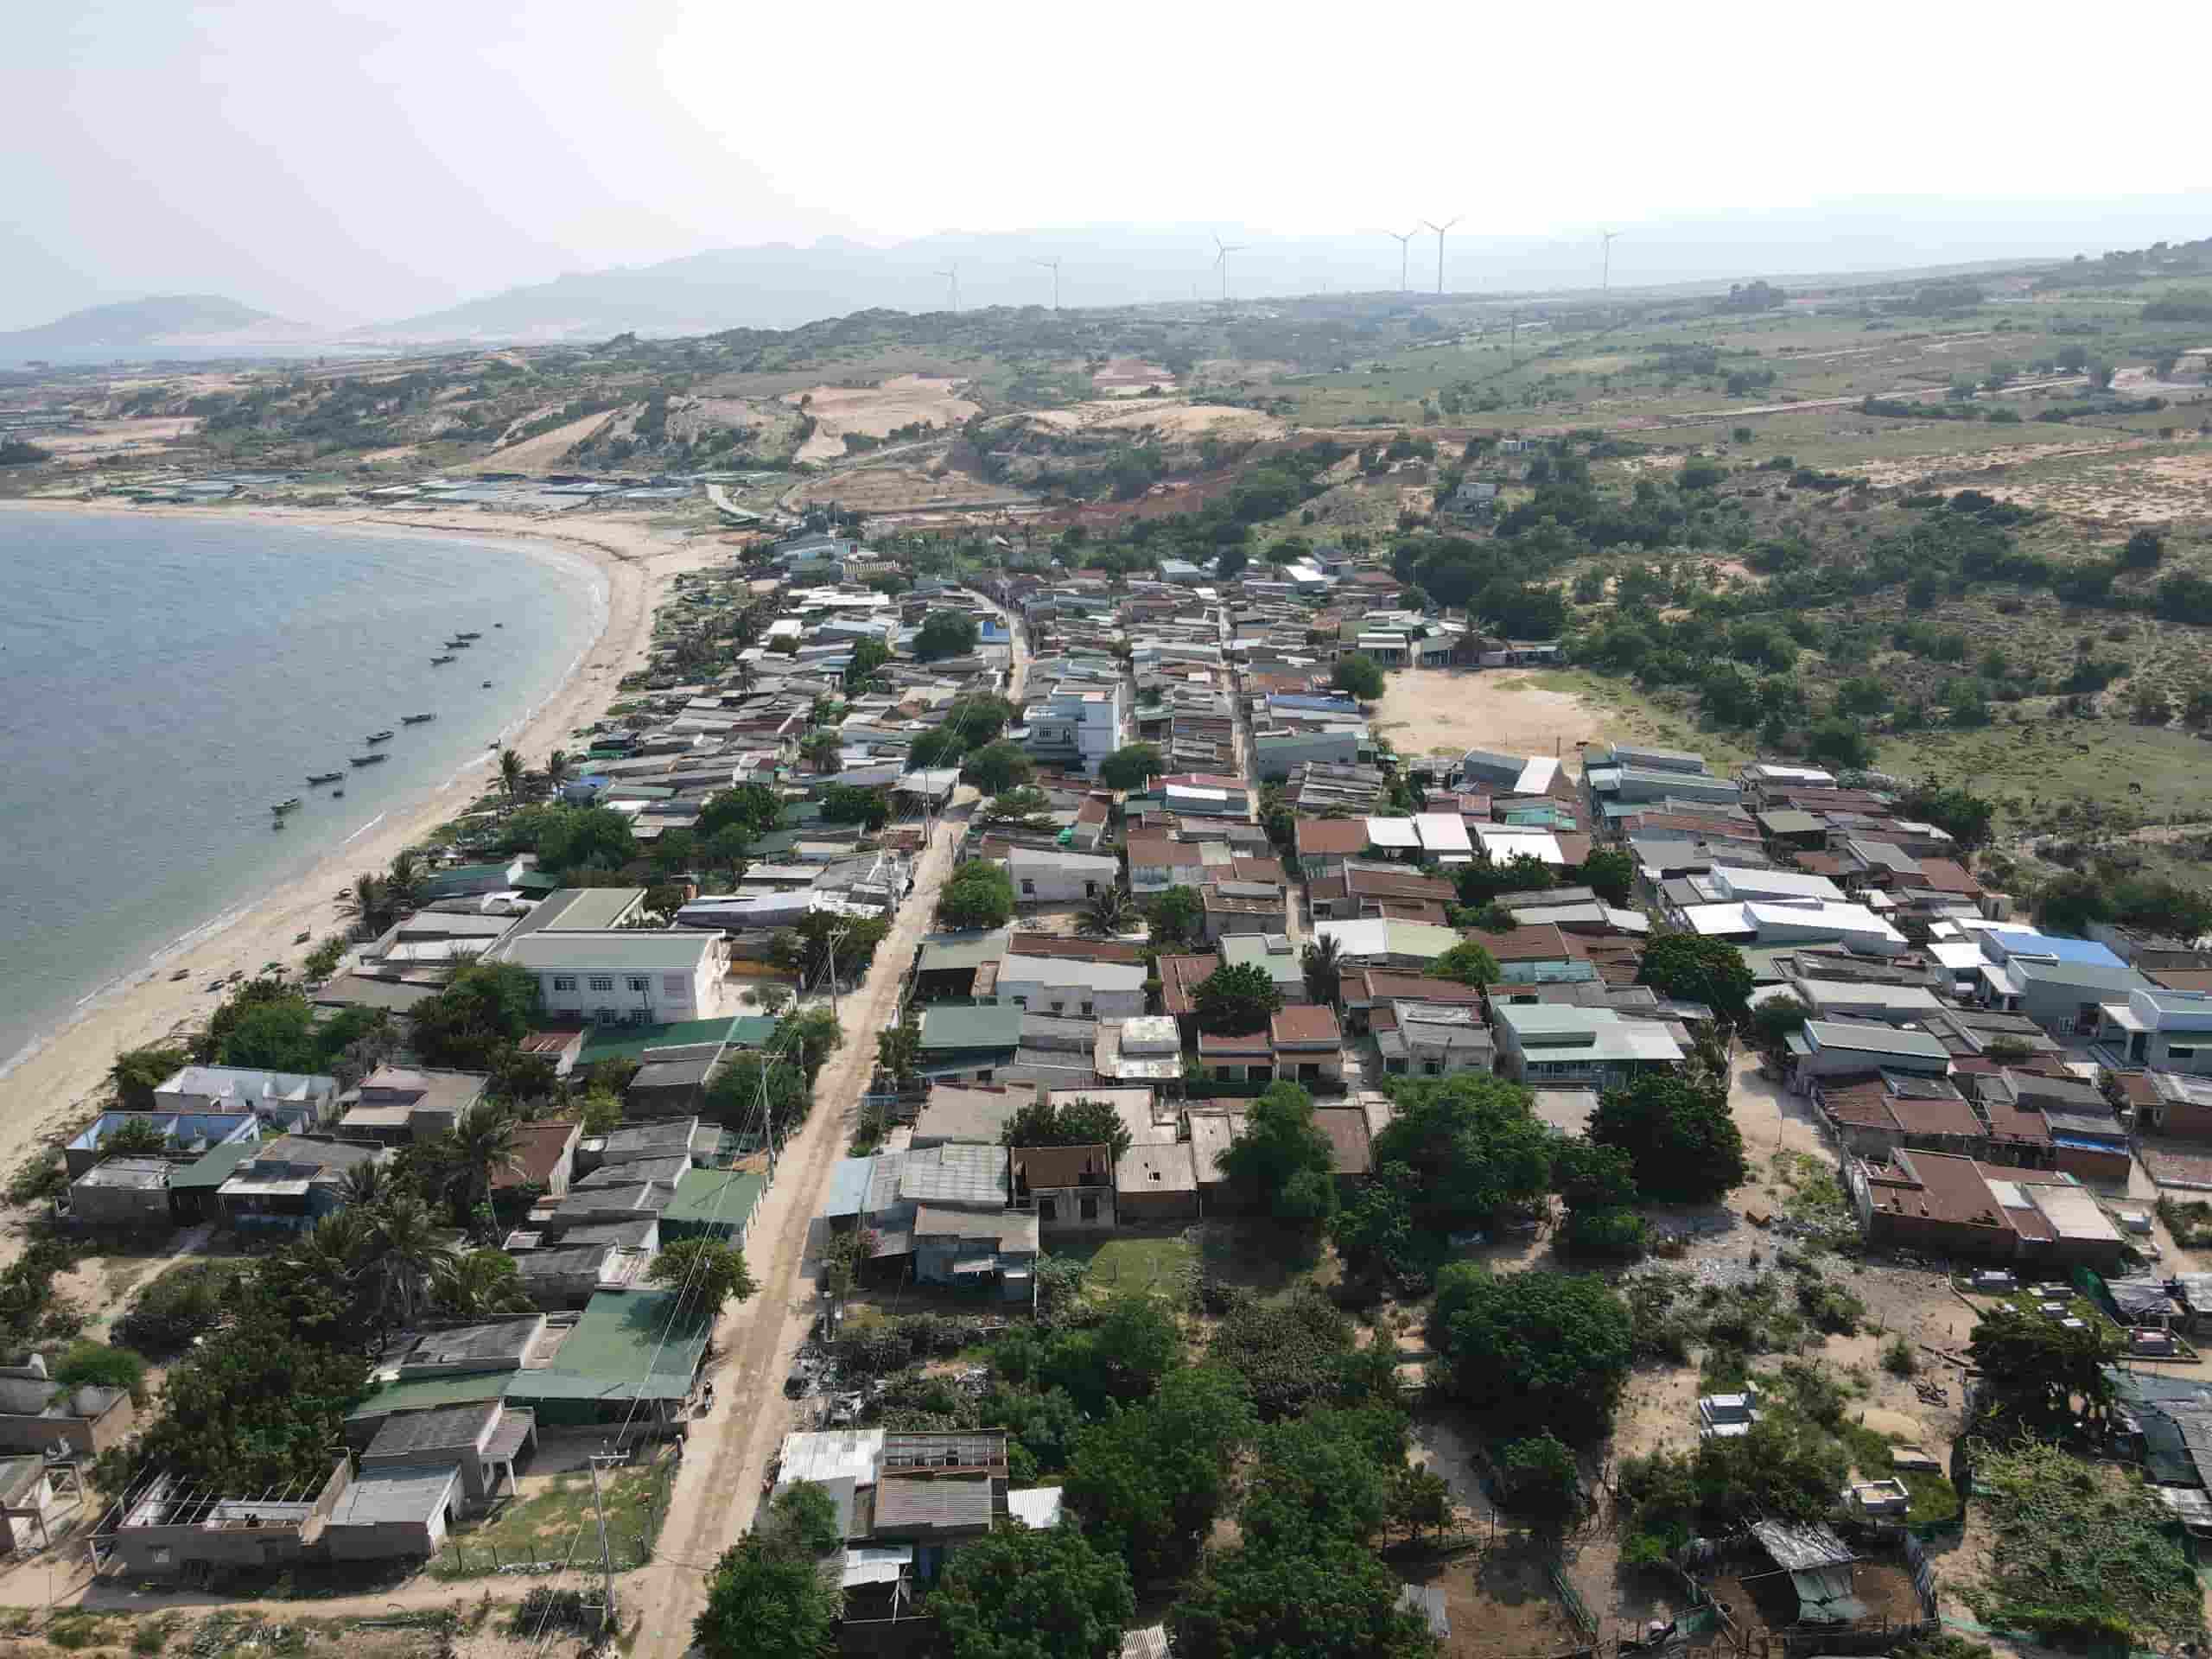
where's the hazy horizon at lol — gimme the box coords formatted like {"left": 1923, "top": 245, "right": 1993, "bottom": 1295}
{"left": 9, "top": 0, "right": 2210, "bottom": 334}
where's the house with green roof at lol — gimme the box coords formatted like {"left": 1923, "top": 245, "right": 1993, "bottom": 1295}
{"left": 663, "top": 1168, "right": 765, "bottom": 1244}
{"left": 917, "top": 1003, "right": 1025, "bottom": 1083}
{"left": 505, "top": 1288, "right": 712, "bottom": 1427}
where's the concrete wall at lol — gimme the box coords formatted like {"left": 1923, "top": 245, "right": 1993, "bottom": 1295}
{"left": 1032, "top": 1186, "right": 1116, "bottom": 1232}
{"left": 0, "top": 1393, "right": 134, "bottom": 1459}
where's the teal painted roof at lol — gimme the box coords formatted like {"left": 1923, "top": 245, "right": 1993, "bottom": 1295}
{"left": 346, "top": 1371, "right": 513, "bottom": 1421}
{"left": 170, "top": 1138, "right": 266, "bottom": 1190}
{"left": 724, "top": 1015, "right": 779, "bottom": 1050}
{"left": 503, "top": 1289, "right": 709, "bottom": 1405}
{"left": 664, "top": 1169, "right": 765, "bottom": 1231}
{"left": 576, "top": 1015, "right": 741, "bottom": 1065}
{"left": 918, "top": 1002, "right": 1025, "bottom": 1052}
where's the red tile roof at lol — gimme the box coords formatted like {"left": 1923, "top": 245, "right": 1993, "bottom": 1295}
{"left": 495, "top": 1121, "right": 581, "bottom": 1190}
{"left": 1313, "top": 1106, "right": 1371, "bottom": 1176}
{"left": 1007, "top": 934, "right": 1148, "bottom": 963}
{"left": 1471, "top": 924, "right": 1578, "bottom": 964}
{"left": 1128, "top": 834, "right": 1206, "bottom": 868}
{"left": 1196, "top": 1027, "right": 1272, "bottom": 1058}
{"left": 1295, "top": 817, "right": 1370, "bottom": 856}
{"left": 1911, "top": 858, "right": 1981, "bottom": 894}
{"left": 1232, "top": 855, "right": 1288, "bottom": 885}
{"left": 1270, "top": 1005, "right": 1343, "bottom": 1048}
{"left": 1159, "top": 953, "right": 1221, "bottom": 1018}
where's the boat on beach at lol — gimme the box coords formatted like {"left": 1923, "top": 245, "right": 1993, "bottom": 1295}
{"left": 402, "top": 713, "right": 436, "bottom": 724}
{"left": 307, "top": 771, "right": 343, "bottom": 785}
{"left": 349, "top": 753, "right": 388, "bottom": 766}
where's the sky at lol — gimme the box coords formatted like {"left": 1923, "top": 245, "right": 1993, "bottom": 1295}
{"left": 7, "top": 0, "right": 2211, "bottom": 331}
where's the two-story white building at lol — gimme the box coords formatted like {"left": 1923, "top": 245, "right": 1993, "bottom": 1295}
{"left": 995, "top": 956, "right": 1148, "bottom": 1020}
{"left": 1016, "top": 684, "right": 1128, "bottom": 777}
{"left": 500, "top": 931, "right": 728, "bottom": 1027}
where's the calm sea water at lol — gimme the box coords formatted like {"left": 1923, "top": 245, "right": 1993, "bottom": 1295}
{"left": 0, "top": 510, "right": 607, "bottom": 1072}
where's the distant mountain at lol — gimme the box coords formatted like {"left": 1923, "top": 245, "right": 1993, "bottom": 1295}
{"left": 0, "top": 295, "right": 324, "bottom": 365}
{"left": 363, "top": 198, "right": 2212, "bottom": 346}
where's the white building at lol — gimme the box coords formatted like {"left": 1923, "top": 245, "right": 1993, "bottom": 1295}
{"left": 997, "top": 956, "right": 1148, "bottom": 1020}
{"left": 1005, "top": 849, "right": 1120, "bottom": 905}
{"left": 499, "top": 931, "right": 729, "bottom": 1025}
{"left": 1017, "top": 684, "right": 1128, "bottom": 777}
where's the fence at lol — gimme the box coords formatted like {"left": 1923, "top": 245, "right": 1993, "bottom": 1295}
{"left": 441, "top": 1537, "right": 653, "bottom": 1576}
{"left": 1549, "top": 1559, "right": 1599, "bottom": 1642}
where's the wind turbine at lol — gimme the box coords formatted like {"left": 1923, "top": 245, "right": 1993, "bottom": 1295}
{"left": 1387, "top": 227, "right": 1418, "bottom": 292}
{"left": 1422, "top": 216, "right": 1462, "bottom": 296}
{"left": 1212, "top": 233, "right": 1248, "bottom": 303}
{"left": 1029, "top": 256, "right": 1062, "bottom": 310}
{"left": 1600, "top": 229, "right": 1621, "bottom": 294}
{"left": 935, "top": 263, "right": 960, "bottom": 312}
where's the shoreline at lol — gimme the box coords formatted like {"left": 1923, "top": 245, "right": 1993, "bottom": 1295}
{"left": 0, "top": 498, "right": 726, "bottom": 1177}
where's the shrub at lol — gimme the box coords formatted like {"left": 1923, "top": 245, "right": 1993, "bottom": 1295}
{"left": 1882, "top": 1337, "right": 1918, "bottom": 1377}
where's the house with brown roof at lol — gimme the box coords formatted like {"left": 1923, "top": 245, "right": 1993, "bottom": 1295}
{"left": 1271, "top": 1005, "right": 1344, "bottom": 1088}
{"left": 1127, "top": 833, "right": 1209, "bottom": 897}
{"left": 1115, "top": 1141, "right": 1200, "bottom": 1223}
{"left": 1010, "top": 1144, "right": 1116, "bottom": 1234}
{"left": 1338, "top": 969, "right": 1484, "bottom": 1033}
{"left": 1848, "top": 1150, "right": 2126, "bottom": 1268}
{"left": 1203, "top": 880, "right": 1288, "bottom": 944}
{"left": 1813, "top": 1073, "right": 1986, "bottom": 1161}
{"left": 1313, "top": 1106, "right": 1374, "bottom": 1182}
{"left": 1158, "top": 952, "right": 1221, "bottom": 1041}
{"left": 1294, "top": 817, "right": 1370, "bottom": 879}
{"left": 1195, "top": 1027, "right": 1275, "bottom": 1085}
{"left": 493, "top": 1121, "right": 582, "bottom": 1198}
{"left": 1308, "top": 863, "right": 1457, "bottom": 922}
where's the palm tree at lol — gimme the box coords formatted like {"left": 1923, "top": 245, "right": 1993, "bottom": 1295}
{"left": 1301, "top": 933, "right": 1344, "bottom": 1007}
{"left": 368, "top": 1194, "right": 446, "bottom": 1328}
{"left": 343, "top": 1160, "right": 388, "bottom": 1211}
{"left": 546, "top": 749, "right": 571, "bottom": 790}
{"left": 385, "top": 849, "right": 425, "bottom": 915}
{"left": 444, "top": 1104, "right": 525, "bottom": 1228}
{"left": 345, "top": 871, "right": 387, "bottom": 934}
{"left": 498, "top": 747, "right": 525, "bottom": 802}
{"left": 1078, "top": 887, "right": 1137, "bottom": 938}
{"left": 734, "top": 658, "right": 757, "bottom": 695}
{"left": 429, "top": 1250, "right": 534, "bottom": 1319}
{"left": 803, "top": 730, "right": 844, "bottom": 774}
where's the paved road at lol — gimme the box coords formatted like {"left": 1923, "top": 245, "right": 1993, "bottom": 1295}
{"left": 628, "top": 595, "right": 1028, "bottom": 1659}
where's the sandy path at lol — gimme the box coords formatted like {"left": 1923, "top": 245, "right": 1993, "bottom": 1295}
{"left": 0, "top": 500, "right": 718, "bottom": 1182}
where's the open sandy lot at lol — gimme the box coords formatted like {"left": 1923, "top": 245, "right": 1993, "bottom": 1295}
{"left": 472, "top": 404, "right": 624, "bottom": 472}
{"left": 0, "top": 499, "right": 719, "bottom": 1194}
{"left": 32, "top": 417, "right": 201, "bottom": 460}
{"left": 1373, "top": 666, "right": 1608, "bottom": 768}
{"left": 1978, "top": 443, "right": 2212, "bottom": 524}
{"left": 785, "top": 374, "right": 977, "bottom": 462}
{"left": 784, "top": 457, "right": 1025, "bottom": 514}
{"left": 1020, "top": 401, "right": 1287, "bottom": 442}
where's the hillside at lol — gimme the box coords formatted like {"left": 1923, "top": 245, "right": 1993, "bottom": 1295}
{"left": 0, "top": 295, "right": 323, "bottom": 365}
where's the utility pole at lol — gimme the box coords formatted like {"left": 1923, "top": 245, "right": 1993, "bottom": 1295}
{"left": 587, "top": 1452, "right": 621, "bottom": 1631}
{"left": 826, "top": 926, "right": 851, "bottom": 1022}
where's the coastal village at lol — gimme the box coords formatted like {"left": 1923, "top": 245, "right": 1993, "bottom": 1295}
{"left": 3, "top": 495, "right": 2210, "bottom": 1659}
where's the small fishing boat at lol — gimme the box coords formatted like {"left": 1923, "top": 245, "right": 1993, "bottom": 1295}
{"left": 365, "top": 729, "right": 394, "bottom": 744}
{"left": 349, "top": 753, "right": 388, "bottom": 766}
{"left": 481, "top": 679, "right": 493, "bottom": 688}
{"left": 333, "top": 789, "right": 345, "bottom": 797}
{"left": 307, "top": 771, "right": 343, "bottom": 785}
{"left": 431, "top": 654, "right": 457, "bottom": 665}
{"left": 169, "top": 968, "right": 191, "bottom": 982}
{"left": 493, "top": 622, "right": 504, "bottom": 628}
{"left": 402, "top": 713, "right": 436, "bottom": 725}
{"left": 454, "top": 630, "right": 483, "bottom": 639}
{"left": 272, "top": 797, "right": 302, "bottom": 813}
{"left": 444, "top": 638, "right": 473, "bottom": 649}
{"left": 294, "top": 931, "right": 312, "bottom": 944}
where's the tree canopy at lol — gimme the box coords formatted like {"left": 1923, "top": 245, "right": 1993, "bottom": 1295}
{"left": 1098, "top": 742, "right": 1165, "bottom": 791}
{"left": 963, "top": 741, "right": 1035, "bottom": 794}
{"left": 1001, "top": 1096, "right": 1135, "bottom": 1162}
{"left": 916, "top": 611, "right": 982, "bottom": 660}
{"left": 1967, "top": 1304, "right": 2119, "bottom": 1435}
{"left": 408, "top": 959, "right": 539, "bottom": 1070}
{"left": 1588, "top": 1073, "right": 1748, "bottom": 1205}
{"left": 1368, "top": 1073, "right": 1555, "bottom": 1234}
{"left": 1332, "top": 653, "right": 1387, "bottom": 701}
{"left": 646, "top": 1238, "right": 758, "bottom": 1312}
{"left": 1065, "top": 1363, "right": 1256, "bottom": 1582}
{"left": 1431, "top": 939, "right": 1500, "bottom": 986}
{"left": 1427, "top": 1264, "right": 1633, "bottom": 1439}
{"left": 934, "top": 1521, "right": 1136, "bottom": 1659}
{"left": 1192, "top": 962, "right": 1284, "bottom": 1033}
{"left": 939, "top": 860, "right": 1018, "bottom": 929}
{"left": 1637, "top": 932, "right": 1754, "bottom": 1016}
{"left": 1221, "top": 1083, "right": 1338, "bottom": 1222}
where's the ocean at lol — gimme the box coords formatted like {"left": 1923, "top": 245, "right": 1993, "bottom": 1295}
{"left": 0, "top": 510, "right": 608, "bottom": 1073}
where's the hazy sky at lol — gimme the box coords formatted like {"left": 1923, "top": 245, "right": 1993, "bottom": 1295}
{"left": 9, "top": 0, "right": 2210, "bottom": 329}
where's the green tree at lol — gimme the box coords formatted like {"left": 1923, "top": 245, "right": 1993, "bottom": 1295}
{"left": 876, "top": 1019, "right": 922, "bottom": 1088}
{"left": 1580, "top": 847, "right": 1635, "bottom": 907}
{"left": 111, "top": 1046, "right": 191, "bottom": 1112}
{"left": 435, "top": 1103, "right": 525, "bottom": 1224}
{"left": 844, "top": 635, "right": 892, "bottom": 689}
{"left": 1499, "top": 1433, "right": 1583, "bottom": 1530}
{"left": 1098, "top": 743, "right": 1165, "bottom": 791}
{"left": 1192, "top": 962, "right": 1284, "bottom": 1033}
{"left": 916, "top": 611, "right": 982, "bottom": 661}
{"left": 1221, "top": 1083, "right": 1338, "bottom": 1222}
{"left": 1300, "top": 934, "right": 1344, "bottom": 1006}
{"left": 693, "top": 1535, "right": 840, "bottom": 1659}
{"left": 220, "top": 995, "right": 322, "bottom": 1071}
{"left": 428, "top": 1249, "right": 533, "bottom": 1319}
{"left": 115, "top": 1262, "right": 240, "bottom": 1357}
{"left": 767, "top": 1479, "right": 844, "bottom": 1554}
{"left": 101, "top": 1116, "right": 172, "bottom": 1157}
{"left": 963, "top": 740, "right": 1034, "bottom": 794}
{"left": 938, "top": 861, "right": 1018, "bottom": 929}
{"left": 705, "top": 1051, "right": 810, "bottom": 1135}
{"left": 1431, "top": 938, "right": 1500, "bottom": 986}
{"left": 1370, "top": 1074, "right": 1555, "bottom": 1233}
{"left": 408, "top": 959, "right": 539, "bottom": 1069}
{"left": 1208, "top": 1287, "right": 1389, "bottom": 1421}
{"left": 1001, "top": 1097, "right": 1134, "bottom": 1163}
{"left": 1637, "top": 931, "right": 1754, "bottom": 1015}
{"left": 1173, "top": 1529, "right": 1434, "bottom": 1659}
{"left": 647, "top": 1238, "right": 759, "bottom": 1312}
{"left": 1144, "top": 885, "right": 1206, "bottom": 949}
{"left": 1427, "top": 1264, "right": 1633, "bottom": 1438}
{"left": 1065, "top": 1364, "right": 1256, "bottom": 1581}
{"left": 1589, "top": 1073, "right": 1748, "bottom": 1205}
{"left": 52, "top": 1341, "right": 148, "bottom": 1405}
{"left": 1746, "top": 992, "right": 1810, "bottom": 1054}
{"left": 1332, "top": 653, "right": 1387, "bottom": 700}
{"left": 934, "top": 1520, "right": 1136, "bottom": 1659}
{"left": 696, "top": 783, "right": 784, "bottom": 842}
{"left": 816, "top": 783, "right": 890, "bottom": 830}
{"left": 1897, "top": 779, "right": 1996, "bottom": 852}
{"left": 1077, "top": 887, "right": 1138, "bottom": 938}
{"left": 498, "top": 747, "right": 525, "bottom": 802}
{"left": 1967, "top": 1305, "right": 2119, "bottom": 1434}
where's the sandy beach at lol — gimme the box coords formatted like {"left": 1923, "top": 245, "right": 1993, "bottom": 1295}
{"left": 0, "top": 499, "right": 726, "bottom": 1187}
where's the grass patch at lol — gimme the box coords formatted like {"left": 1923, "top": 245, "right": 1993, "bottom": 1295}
{"left": 435, "top": 1461, "right": 671, "bottom": 1579}
{"left": 1053, "top": 1232, "right": 1198, "bottom": 1302}
{"left": 1836, "top": 1420, "right": 1961, "bottom": 1529}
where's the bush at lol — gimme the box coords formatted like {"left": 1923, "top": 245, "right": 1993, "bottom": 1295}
{"left": 1883, "top": 1337, "right": 1918, "bottom": 1377}
{"left": 52, "top": 1340, "right": 149, "bottom": 1404}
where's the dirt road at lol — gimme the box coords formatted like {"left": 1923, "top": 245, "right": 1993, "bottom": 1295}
{"left": 627, "top": 603, "right": 1029, "bottom": 1659}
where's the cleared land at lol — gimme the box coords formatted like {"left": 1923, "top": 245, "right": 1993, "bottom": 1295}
{"left": 1372, "top": 666, "right": 1611, "bottom": 770}
{"left": 784, "top": 373, "right": 978, "bottom": 461}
